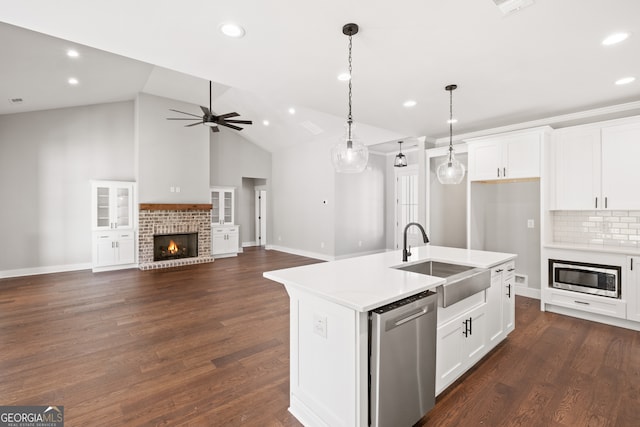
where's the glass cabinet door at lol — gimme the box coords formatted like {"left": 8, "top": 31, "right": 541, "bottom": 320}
{"left": 115, "top": 187, "right": 130, "bottom": 228}
{"left": 224, "top": 191, "right": 233, "bottom": 224}
{"left": 211, "top": 191, "right": 220, "bottom": 224}
{"left": 96, "top": 186, "right": 111, "bottom": 228}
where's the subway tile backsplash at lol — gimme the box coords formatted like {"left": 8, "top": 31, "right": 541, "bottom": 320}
{"left": 553, "top": 211, "right": 640, "bottom": 248}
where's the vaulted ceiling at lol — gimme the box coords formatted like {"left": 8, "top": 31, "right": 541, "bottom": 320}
{"left": 1, "top": 0, "right": 639, "bottom": 153}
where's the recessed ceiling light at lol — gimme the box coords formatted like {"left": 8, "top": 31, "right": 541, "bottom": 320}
{"left": 219, "top": 23, "right": 245, "bottom": 38}
{"left": 447, "top": 118, "right": 458, "bottom": 124}
{"left": 263, "top": 120, "right": 270, "bottom": 126}
{"left": 615, "top": 76, "right": 636, "bottom": 85}
{"left": 403, "top": 100, "right": 417, "bottom": 108}
{"left": 602, "top": 32, "right": 630, "bottom": 46}
{"left": 337, "top": 72, "right": 351, "bottom": 81}
{"left": 288, "top": 108, "right": 296, "bottom": 115}
{"left": 68, "top": 77, "right": 79, "bottom": 85}
{"left": 67, "top": 49, "right": 79, "bottom": 58}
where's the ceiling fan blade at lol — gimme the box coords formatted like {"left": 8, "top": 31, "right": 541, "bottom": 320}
{"left": 211, "top": 126, "right": 220, "bottom": 133}
{"left": 218, "top": 112, "right": 240, "bottom": 119}
{"left": 200, "top": 106, "right": 211, "bottom": 116}
{"left": 169, "top": 108, "right": 202, "bottom": 118}
{"left": 167, "top": 117, "right": 201, "bottom": 121}
{"left": 219, "top": 123, "right": 243, "bottom": 131}
{"left": 185, "top": 121, "right": 203, "bottom": 127}
{"left": 223, "top": 119, "right": 253, "bottom": 125}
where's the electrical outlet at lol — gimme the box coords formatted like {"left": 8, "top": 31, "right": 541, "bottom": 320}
{"left": 170, "top": 186, "right": 175, "bottom": 193}
{"left": 313, "top": 314, "right": 327, "bottom": 338}
{"left": 176, "top": 186, "right": 181, "bottom": 193}
{"left": 527, "top": 219, "right": 535, "bottom": 228}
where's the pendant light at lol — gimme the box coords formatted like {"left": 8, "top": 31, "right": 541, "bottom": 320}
{"left": 436, "top": 84, "right": 466, "bottom": 184}
{"left": 394, "top": 141, "right": 407, "bottom": 167}
{"left": 331, "top": 23, "right": 369, "bottom": 173}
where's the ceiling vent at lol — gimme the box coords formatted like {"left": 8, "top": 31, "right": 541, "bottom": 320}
{"left": 299, "top": 120, "right": 324, "bottom": 136}
{"left": 8, "top": 98, "right": 23, "bottom": 104}
{"left": 492, "top": 0, "right": 535, "bottom": 15}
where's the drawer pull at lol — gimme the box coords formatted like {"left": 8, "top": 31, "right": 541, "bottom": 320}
{"left": 574, "top": 300, "right": 590, "bottom": 306}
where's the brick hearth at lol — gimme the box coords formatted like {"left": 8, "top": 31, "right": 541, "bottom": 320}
{"left": 138, "top": 204, "right": 213, "bottom": 270}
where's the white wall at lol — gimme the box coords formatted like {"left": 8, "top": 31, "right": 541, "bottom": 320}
{"left": 136, "top": 93, "right": 209, "bottom": 203}
{"left": 0, "top": 101, "right": 134, "bottom": 273}
{"left": 335, "top": 153, "right": 386, "bottom": 257}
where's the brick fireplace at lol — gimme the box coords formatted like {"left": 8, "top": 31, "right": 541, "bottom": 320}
{"left": 138, "top": 204, "right": 214, "bottom": 270}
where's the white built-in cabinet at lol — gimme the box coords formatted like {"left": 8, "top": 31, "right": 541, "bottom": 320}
{"left": 210, "top": 187, "right": 239, "bottom": 257}
{"left": 551, "top": 117, "right": 640, "bottom": 210}
{"left": 467, "top": 128, "right": 548, "bottom": 181}
{"left": 91, "top": 180, "right": 136, "bottom": 271}
{"left": 211, "top": 187, "right": 235, "bottom": 225}
{"left": 435, "top": 260, "right": 515, "bottom": 394}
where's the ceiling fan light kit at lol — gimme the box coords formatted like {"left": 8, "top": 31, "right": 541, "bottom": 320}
{"left": 167, "top": 81, "right": 252, "bottom": 133}
{"left": 436, "top": 84, "right": 466, "bottom": 185}
{"left": 331, "top": 23, "right": 369, "bottom": 173}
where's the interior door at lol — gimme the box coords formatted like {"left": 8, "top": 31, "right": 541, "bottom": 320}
{"left": 255, "top": 190, "right": 267, "bottom": 246}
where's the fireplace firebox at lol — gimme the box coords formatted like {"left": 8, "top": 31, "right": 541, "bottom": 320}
{"left": 153, "top": 233, "right": 198, "bottom": 261}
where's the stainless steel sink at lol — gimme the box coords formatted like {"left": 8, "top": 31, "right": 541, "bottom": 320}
{"left": 393, "top": 261, "right": 490, "bottom": 307}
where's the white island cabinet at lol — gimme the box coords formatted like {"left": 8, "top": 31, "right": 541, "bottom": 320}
{"left": 264, "top": 245, "right": 516, "bottom": 427}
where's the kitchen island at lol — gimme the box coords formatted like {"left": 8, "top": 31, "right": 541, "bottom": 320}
{"left": 264, "top": 245, "right": 516, "bottom": 427}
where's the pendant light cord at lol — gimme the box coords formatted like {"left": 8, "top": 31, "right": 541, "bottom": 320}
{"left": 448, "top": 88, "right": 453, "bottom": 161}
{"left": 347, "top": 31, "right": 354, "bottom": 146}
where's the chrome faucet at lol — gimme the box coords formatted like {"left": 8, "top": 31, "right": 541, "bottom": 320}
{"left": 402, "top": 222, "right": 429, "bottom": 262}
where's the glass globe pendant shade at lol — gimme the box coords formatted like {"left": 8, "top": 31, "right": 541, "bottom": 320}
{"left": 331, "top": 134, "right": 369, "bottom": 173}
{"left": 436, "top": 151, "right": 466, "bottom": 184}
{"left": 394, "top": 152, "right": 407, "bottom": 167}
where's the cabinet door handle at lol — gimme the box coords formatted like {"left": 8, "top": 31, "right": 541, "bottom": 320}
{"left": 497, "top": 168, "right": 500, "bottom": 178}
{"left": 507, "top": 283, "right": 512, "bottom": 298}
{"left": 469, "top": 317, "right": 473, "bottom": 335}
{"left": 462, "top": 319, "right": 469, "bottom": 337}
{"left": 495, "top": 269, "right": 503, "bottom": 273}
{"left": 595, "top": 197, "right": 598, "bottom": 209}
{"left": 605, "top": 197, "right": 608, "bottom": 209}
{"left": 632, "top": 258, "right": 634, "bottom": 271}
{"left": 503, "top": 167, "right": 506, "bottom": 177}
{"left": 507, "top": 268, "right": 515, "bottom": 272}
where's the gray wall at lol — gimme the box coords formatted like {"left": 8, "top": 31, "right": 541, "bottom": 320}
{"left": 210, "top": 130, "right": 271, "bottom": 246}
{"left": 271, "top": 137, "right": 337, "bottom": 257}
{"left": 0, "top": 101, "right": 134, "bottom": 271}
{"left": 335, "top": 153, "right": 386, "bottom": 257}
{"left": 136, "top": 93, "right": 210, "bottom": 203}
{"left": 470, "top": 181, "right": 541, "bottom": 289}
{"left": 428, "top": 153, "right": 468, "bottom": 248}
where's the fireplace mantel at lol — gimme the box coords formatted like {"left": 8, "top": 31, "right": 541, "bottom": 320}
{"left": 139, "top": 203, "right": 212, "bottom": 211}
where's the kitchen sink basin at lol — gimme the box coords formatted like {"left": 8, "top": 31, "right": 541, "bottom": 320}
{"left": 393, "top": 261, "right": 491, "bottom": 307}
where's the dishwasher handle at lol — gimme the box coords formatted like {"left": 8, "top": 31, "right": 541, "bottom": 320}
{"left": 384, "top": 300, "right": 435, "bottom": 332}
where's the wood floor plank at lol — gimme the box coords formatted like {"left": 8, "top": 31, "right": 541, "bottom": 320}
{"left": 1, "top": 248, "right": 639, "bottom": 426}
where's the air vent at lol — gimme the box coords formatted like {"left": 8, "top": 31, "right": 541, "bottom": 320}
{"left": 492, "top": 0, "right": 534, "bottom": 15}
{"left": 299, "top": 120, "right": 324, "bottom": 136}
{"left": 9, "top": 98, "right": 23, "bottom": 104}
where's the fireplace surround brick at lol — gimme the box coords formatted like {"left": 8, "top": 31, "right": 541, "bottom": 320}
{"left": 138, "top": 206, "right": 213, "bottom": 270}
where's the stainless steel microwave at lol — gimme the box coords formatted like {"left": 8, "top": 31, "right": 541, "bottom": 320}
{"left": 549, "top": 259, "right": 621, "bottom": 299}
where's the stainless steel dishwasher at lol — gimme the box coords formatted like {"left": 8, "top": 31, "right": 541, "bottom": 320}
{"left": 369, "top": 290, "right": 437, "bottom": 427}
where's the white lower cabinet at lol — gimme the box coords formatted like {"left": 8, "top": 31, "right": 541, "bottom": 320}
{"left": 211, "top": 226, "right": 239, "bottom": 257}
{"left": 436, "top": 303, "right": 486, "bottom": 394}
{"left": 436, "top": 260, "right": 514, "bottom": 395}
{"left": 627, "top": 256, "right": 640, "bottom": 322}
{"left": 93, "top": 231, "right": 136, "bottom": 271}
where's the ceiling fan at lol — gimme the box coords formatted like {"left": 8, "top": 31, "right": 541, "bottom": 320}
{"left": 167, "top": 81, "right": 252, "bottom": 132}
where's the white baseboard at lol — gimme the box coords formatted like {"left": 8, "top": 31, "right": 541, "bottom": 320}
{"left": 242, "top": 241, "right": 257, "bottom": 248}
{"left": 0, "top": 262, "right": 92, "bottom": 279}
{"left": 515, "top": 285, "right": 541, "bottom": 300}
{"left": 265, "top": 245, "right": 334, "bottom": 262}
{"left": 333, "top": 249, "right": 387, "bottom": 260}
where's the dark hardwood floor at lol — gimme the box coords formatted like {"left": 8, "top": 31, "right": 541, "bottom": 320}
{"left": 1, "top": 248, "right": 638, "bottom": 426}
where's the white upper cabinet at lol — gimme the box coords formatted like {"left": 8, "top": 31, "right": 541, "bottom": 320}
{"left": 467, "top": 128, "right": 547, "bottom": 181}
{"left": 552, "top": 117, "right": 640, "bottom": 210}
{"left": 211, "top": 187, "right": 234, "bottom": 225}
{"left": 601, "top": 121, "right": 640, "bottom": 210}
{"left": 91, "top": 181, "right": 134, "bottom": 231}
